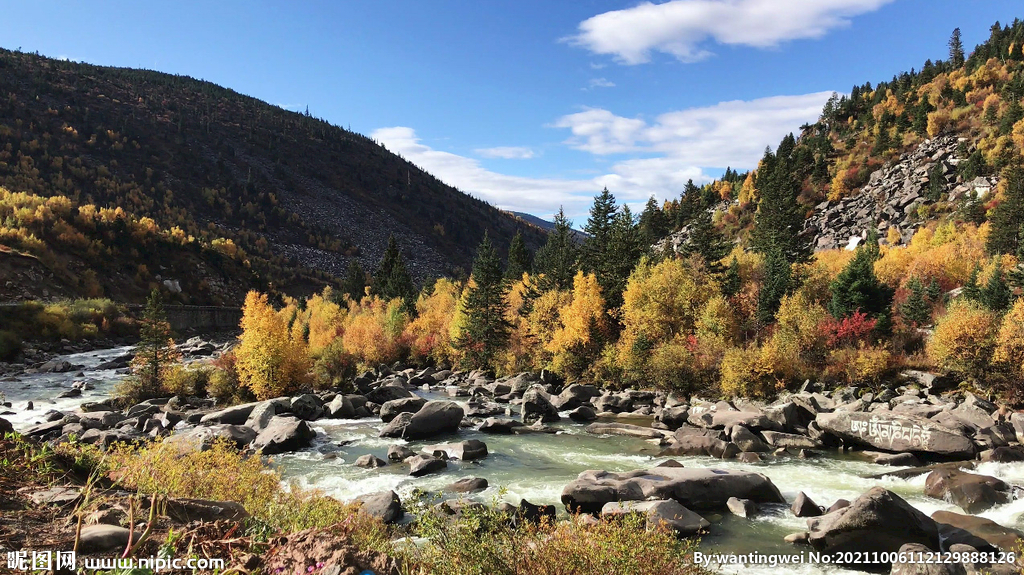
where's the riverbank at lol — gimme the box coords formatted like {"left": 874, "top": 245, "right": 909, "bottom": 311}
{"left": 2, "top": 344, "right": 1024, "bottom": 574}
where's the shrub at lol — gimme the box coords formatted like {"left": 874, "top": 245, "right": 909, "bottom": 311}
{"left": 825, "top": 345, "right": 897, "bottom": 386}
{"left": 312, "top": 338, "right": 356, "bottom": 390}
{"left": 341, "top": 296, "right": 410, "bottom": 368}
{"left": 928, "top": 299, "right": 999, "bottom": 380}
{"left": 719, "top": 341, "right": 795, "bottom": 400}
{"left": 0, "top": 330, "right": 22, "bottom": 361}
{"left": 162, "top": 364, "right": 212, "bottom": 397}
{"left": 207, "top": 351, "right": 242, "bottom": 404}
{"left": 993, "top": 298, "right": 1024, "bottom": 384}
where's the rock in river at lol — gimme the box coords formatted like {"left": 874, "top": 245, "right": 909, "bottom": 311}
{"left": 251, "top": 416, "right": 316, "bottom": 454}
{"left": 379, "top": 400, "right": 464, "bottom": 440}
{"left": 815, "top": 411, "right": 975, "bottom": 458}
{"left": 561, "top": 467, "right": 785, "bottom": 514}
{"left": 924, "top": 468, "right": 1012, "bottom": 514}
{"left": 601, "top": 499, "right": 710, "bottom": 536}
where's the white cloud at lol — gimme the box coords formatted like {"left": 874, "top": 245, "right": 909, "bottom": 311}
{"left": 554, "top": 91, "right": 833, "bottom": 167}
{"left": 587, "top": 77, "right": 616, "bottom": 89}
{"left": 371, "top": 91, "right": 828, "bottom": 218}
{"left": 569, "top": 0, "right": 893, "bottom": 64}
{"left": 475, "top": 146, "right": 536, "bottom": 159}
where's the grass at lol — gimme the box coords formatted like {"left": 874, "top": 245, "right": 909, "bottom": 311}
{"left": 0, "top": 298, "right": 137, "bottom": 343}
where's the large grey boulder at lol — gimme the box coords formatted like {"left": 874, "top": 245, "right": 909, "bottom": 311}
{"left": 730, "top": 425, "right": 770, "bottom": 452}
{"left": 762, "top": 431, "right": 821, "bottom": 449}
{"left": 200, "top": 402, "right": 259, "bottom": 425}
{"left": 890, "top": 543, "right": 967, "bottom": 575}
{"left": 290, "top": 394, "right": 324, "bottom": 421}
{"left": 423, "top": 439, "right": 488, "bottom": 461}
{"left": 931, "top": 510, "right": 1023, "bottom": 551}
{"left": 561, "top": 467, "right": 785, "bottom": 514}
{"left": 479, "top": 417, "right": 523, "bottom": 434}
{"left": 354, "top": 454, "right": 387, "bottom": 469}
{"left": 326, "top": 394, "right": 355, "bottom": 418}
{"left": 78, "top": 525, "right": 143, "bottom": 553}
{"left": 379, "top": 397, "right": 427, "bottom": 422}
{"left": 244, "top": 400, "right": 278, "bottom": 432}
{"left": 251, "top": 416, "right": 316, "bottom": 454}
{"left": 522, "top": 388, "right": 560, "bottom": 424}
{"left": 586, "top": 422, "right": 668, "bottom": 440}
{"left": 805, "top": 487, "right": 940, "bottom": 566}
{"left": 408, "top": 454, "right": 448, "bottom": 476}
{"left": 164, "top": 424, "right": 256, "bottom": 452}
{"left": 552, "top": 384, "right": 601, "bottom": 411}
{"left": 356, "top": 490, "right": 403, "bottom": 524}
{"left": 365, "top": 384, "right": 414, "bottom": 405}
{"left": 601, "top": 499, "right": 709, "bottom": 535}
{"left": 446, "top": 477, "right": 489, "bottom": 493}
{"left": 378, "top": 400, "right": 464, "bottom": 439}
{"left": 816, "top": 411, "right": 975, "bottom": 458}
{"left": 924, "top": 469, "right": 1012, "bottom": 514}
{"left": 661, "top": 432, "right": 739, "bottom": 459}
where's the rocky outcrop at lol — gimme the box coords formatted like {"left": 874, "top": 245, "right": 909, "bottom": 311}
{"left": 601, "top": 499, "right": 710, "bottom": 536}
{"left": 924, "top": 469, "right": 1013, "bottom": 514}
{"left": 560, "top": 467, "right": 785, "bottom": 514}
{"left": 806, "top": 135, "right": 997, "bottom": 251}
{"left": 815, "top": 411, "right": 975, "bottom": 458}
{"left": 378, "top": 401, "right": 464, "bottom": 440}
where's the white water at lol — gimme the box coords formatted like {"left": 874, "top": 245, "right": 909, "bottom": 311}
{"left": 4, "top": 348, "right": 1023, "bottom": 575}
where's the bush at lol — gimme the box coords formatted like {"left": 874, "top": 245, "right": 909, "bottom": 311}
{"left": 162, "top": 364, "right": 212, "bottom": 397}
{"left": 825, "top": 345, "right": 898, "bottom": 386}
{"left": 207, "top": 351, "right": 243, "bottom": 404}
{"left": 0, "top": 330, "right": 22, "bottom": 361}
{"left": 993, "top": 298, "right": 1024, "bottom": 385}
{"left": 312, "top": 338, "right": 356, "bottom": 390}
{"left": 928, "top": 299, "right": 999, "bottom": 380}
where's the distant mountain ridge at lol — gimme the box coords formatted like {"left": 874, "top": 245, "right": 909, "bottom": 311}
{"left": 0, "top": 49, "right": 547, "bottom": 302}
{"left": 511, "top": 212, "right": 589, "bottom": 243}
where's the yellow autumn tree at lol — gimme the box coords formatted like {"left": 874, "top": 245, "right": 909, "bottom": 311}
{"left": 404, "top": 278, "right": 460, "bottom": 365}
{"left": 548, "top": 271, "right": 608, "bottom": 381}
{"left": 928, "top": 299, "right": 999, "bottom": 380}
{"left": 341, "top": 296, "right": 409, "bottom": 368}
{"left": 236, "top": 291, "right": 310, "bottom": 400}
{"left": 993, "top": 298, "right": 1024, "bottom": 383}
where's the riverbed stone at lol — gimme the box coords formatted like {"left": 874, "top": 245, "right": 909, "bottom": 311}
{"left": 387, "top": 444, "right": 415, "bottom": 461}
{"left": 354, "top": 454, "right": 387, "bottom": 469}
{"left": 761, "top": 431, "right": 820, "bottom": 449}
{"left": 200, "top": 402, "right": 259, "bottom": 425}
{"left": 924, "top": 469, "right": 1011, "bottom": 514}
{"left": 407, "top": 454, "right": 447, "bottom": 476}
{"left": 726, "top": 497, "right": 757, "bottom": 518}
{"left": 805, "top": 487, "right": 939, "bottom": 565}
{"left": 164, "top": 424, "right": 256, "bottom": 451}
{"left": 661, "top": 433, "right": 740, "bottom": 459}
{"left": 730, "top": 425, "right": 770, "bottom": 452}
{"left": 791, "top": 491, "right": 822, "bottom": 517}
{"left": 326, "top": 395, "right": 355, "bottom": 419}
{"left": 445, "top": 477, "right": 489, "bottom": 493}
{"left": 379, "top": 397, "right": 427, "bottom": 422}
{"left": 244, "top": 401, "right": 278, "bottom": 432}
{"left": 586, "top": 422, "right": 668, "bottom": 440}
{"left": 289, "top": 394, "right": 324, "bottom": 421}
{"left": 356, "top": 490, "right": 403, "bottom": 524}
{"left": 601, "top": 499, "right": 710, "bottom": 535}
{"left": 0, "top": 416, "right": 11, "bottom": 434}
{"left": 365, "top": 384, "right": 414, "bottom": 405}
{"left": 568, "top": 405, "right": 598, "bottom": 422}
{"left": 423, "top": 439, "right": 487, "bottom": 461}
{"left": 478, "top": 417, "right": 522, "bottom": 434}
{"left": 522, "top": 388, "right": 560, "bottom": 424}
{"left": 379, "top": 400, "right": 464, "bottom": 439}
{"left": 251, "top": 416, "right": 316, "bottom": 454}
{"left": 931, "top": 510, "right": 1023, "bottom": 551}
{"left": 890, "top": 543, "right": 967, "bottom": 575}
{"left": 561, "top": 466, "right": 785, "bottom": 514}
{"left": 552, "top": 384, "right": 601, "bottom": 411}
{"left": 815, "top": 411, "right": 975, "bottom": 458}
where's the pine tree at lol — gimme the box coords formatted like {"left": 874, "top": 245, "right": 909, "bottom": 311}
{"left": 963, "top": 265, "right": 982, "bottom": 301}
{"left": 722, "top": 256, "right": 741, "bottom": 298}
{"left": 454, "top": 232, "right": 512, "bottom": 369}
{"left": 372, "top": 234, "right": 415, "bottom": 304}
{"left": 639, "top": 196, "right": 670, "bottom": 247}
{"left": 900, "top": 277, "right": 932, "bottom": 326}
{"left": 757, "top": 246, "right": 791, "bottom": 327}
{"left": 505, "top": 230, "right": 532, "bottom": 280}
{"left": 750, "top": 141, "right": 812, "bottom": 264}
{"left": 828, "top": 231, "right": 894, "bottom": 331}
{"left": 582, "top": 188, "right": 617, "bottom": 274}
{"left": 682, "top": 207, "right": 730, "bottom": 273}
{"left": 987, "top": 162, "right": 1024, "bottom": 256}
{"left": 675, "top": 180, "right": 701, "bottom": 229}
{"left": 340, "top": 260, "right": 367, "bottom": 302}
{"left": 534, "top": 207, "right": 579, "bottom": 290}
{"left": 926, "top": 277, "right": 943, "bottom": 303}
{"left": 121, "top": 290, "right": 179, "bottom": 402}
{"left": 981, "top": 263, "right": 1012, "bottom": 312}
{"left": 949, "top": 28, "right": 965, "bottom": 68}
{"left": 604, "top": 205, "right": 643, "bottom": 310}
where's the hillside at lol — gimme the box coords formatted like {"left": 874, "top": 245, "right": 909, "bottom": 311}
{"left": 0, "top": 49, "right": 546, "bottom": 303}
{"left": 510, "top": 211, "right": 589, "bottom": 243}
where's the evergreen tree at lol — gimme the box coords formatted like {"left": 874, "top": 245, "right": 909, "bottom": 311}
{"left": 676, "top": 180, "right": 701, "bottom": 229}
{"left": 682, "top": 207, "right": 730, "bottom": 273}
{"left": 981, "top": 263, "right": 1012, "bottom": 312}
{"left": 827, "top": 231, "right": 894, "bottom": 331}
{"left": 927, "top": 163, "right": 946, "bottom": 201}
{"left": 604, "top": 205, "right": 643, "bottom": 310}
{"left": 960, "top": 190, "right": 987, "bottom": 225}
{"left": 1000, "top": 98, "right": 1023, "bottom": 136}
{"left": 949, "top": 28, "right": 965, "bottom": 68}
{"left": 340, "top": 260, "right": 367, "bottom": 302}
{"left": 963, "top": 265, "right": 982, "bottom": 301}
{"left": 926, "top": 277, "right": 943, "bottom": 303}
{"left": 534, "top": 207, "right": 580, "bottom": 290}
{"left": 639, "top": 196, "right": 670, "bottom": 247}
{"left": 454, "top": 232, "right": 512, "bottom": 369}
{"left": 987, "top": 162, "right": 1024, "bottom": 256}
{"left": 122, "top": 290, "right": 179, "bottom": 402}
{"left": 756, "top": 246, "right": 791, "bottom": 327}
{"left": 505, "top": 230, "right": 532, "bottom": 280}
{"left": 750, "top": 141, "right": 812, "bottom": 264}
{"left": 900, "top": 276, "right": 931, "bottom": 326}
{"left": 722, "top": 256, "right": 741, "bottom": 298}
{"left": 372, "top": 234, "right": 416, "bottom": 304}
{"left": 582, "top": 188, "right": 617, "bottom": 273}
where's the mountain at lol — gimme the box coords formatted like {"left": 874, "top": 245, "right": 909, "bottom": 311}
{"left": 0, "top": 49, "right": 547, "bottom": 303}
{"left": 511, "top": 211, "right": 589, "bottom": 243}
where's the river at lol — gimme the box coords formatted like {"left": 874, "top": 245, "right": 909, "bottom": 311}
{"left": 4, "top": 347, "right": 1024, "bottom": 575}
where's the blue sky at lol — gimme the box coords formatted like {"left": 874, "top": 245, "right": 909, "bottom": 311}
{"left": 2, "top": 1, "right": 1021, "bottom": 223}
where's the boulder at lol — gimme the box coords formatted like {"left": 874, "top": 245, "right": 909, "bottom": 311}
{"left": 200, "top": 402, "right": 259, "bottom": 425}
{"left": 890, "top": 543, "right": 967, "bottom": 575}
{"left": 552, "top": 384, "right": 601, "bottom": 411}
{"left": 251, "top": 416, "right": 316, "bottom": 454}
{"left": 816, "top": 411, "right": 975, "bottom": 458}
{"left": 479, "top": 418, "right": 523, "bottom": 434}
{"left": 354, "top": 454, "right": 387, "bottom": 469}
{"left": 0, "top": 416, "right": 12, "bottom": 434}
{"left": 326, "top": 395, "right": 355, "bottom": 419}
{"left": 931, "top": 510, "right": 1023, "bottom": 551}
{"left": 761, "top": 431, "right": 821, "bottom": 449}
{"left": 924, "top": 469, "right": 1011, "bottom": 514}
{"left": 290, "top": 394, "right": 324, "bottom": 421}
{"left": 730, "top": 425, "right": 770, "bottom": 452}
{"left": 356, "top": 490, "right": 403, "bottom": 524}
{"left": 601, "top": 499, "right": 709, "bottom": 536}
{"left": 657, "top": 406, "right": 690, "bottom": 430}
{"left": 568, "top": 406, "right": 598, "bottom": 422}
{"left": 445, "top": 477, "right": 489, "bottom": 493}
{"left": 517, "top": 499, "right": 556, "bottom": 524}
{"left": 423, "top": 439, "right": 488, "bottom": 461}
{"left": 408, "top": 454, "right": 447, "bottom": 477}
{"left": 78, "top": 525, "right": 143, "bottom": 553}
{"left": 522, "top": 388, "right": 560, "bottom": 424}
{"left": 164, "top": 424, "right": 256, "bottom": 452}
{"left": 245, "top": 400, "right": 278, "bottom": 432}
{"left": 464, "top": 397, "right": 504, "bottom": 417}
{"left": 661, "top": 433, "right": 739, "bottom": 459}
{"left": 379, "top": 401, "right": 464, "bottom": 439}
{"left": 379, "top": 397, "right": 427, "bottom": 422}
{"left": 711, "top": 411, "right": 780, "bottom": 432}
{"left": 387, "top": 444, "right": 415, "bottom": 462}
{"left": 726, "top": 497, "right": 757, "bottom": 518}
{"left": 791, "top": 491, "right": 822, "bottom": 517}
{"left": 805, "top": 487, "right": 939, "bottom": 566}
{"left": 365, "top": 384, "right": 414, "bottom": 405}
{"left": 561, "top": 467, "right": 785, "bottom": 514}
{"left": 874, "top": 452, "right": 922, "bottom": 467}
{"left": 164, "top": 498, "right": 249, "bottom": 523}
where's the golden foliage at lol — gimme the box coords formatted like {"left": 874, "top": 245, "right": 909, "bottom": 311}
{"left": 341, "top": 296, "right": 410, "bottom": 368}
{"left": 236, "top": 291, "right": 311, "bottom": 399}
{"left": 875, "top": 221, "right": 986, "bottom": 288}
{"left": 927, "top": 298, "right": 999, "bottom": 379}
{"left": 993, "top": 298, "right": 1024, "bottom": 382}
{"left": 404, "top": 278, "right": 460, "bottom": 365}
